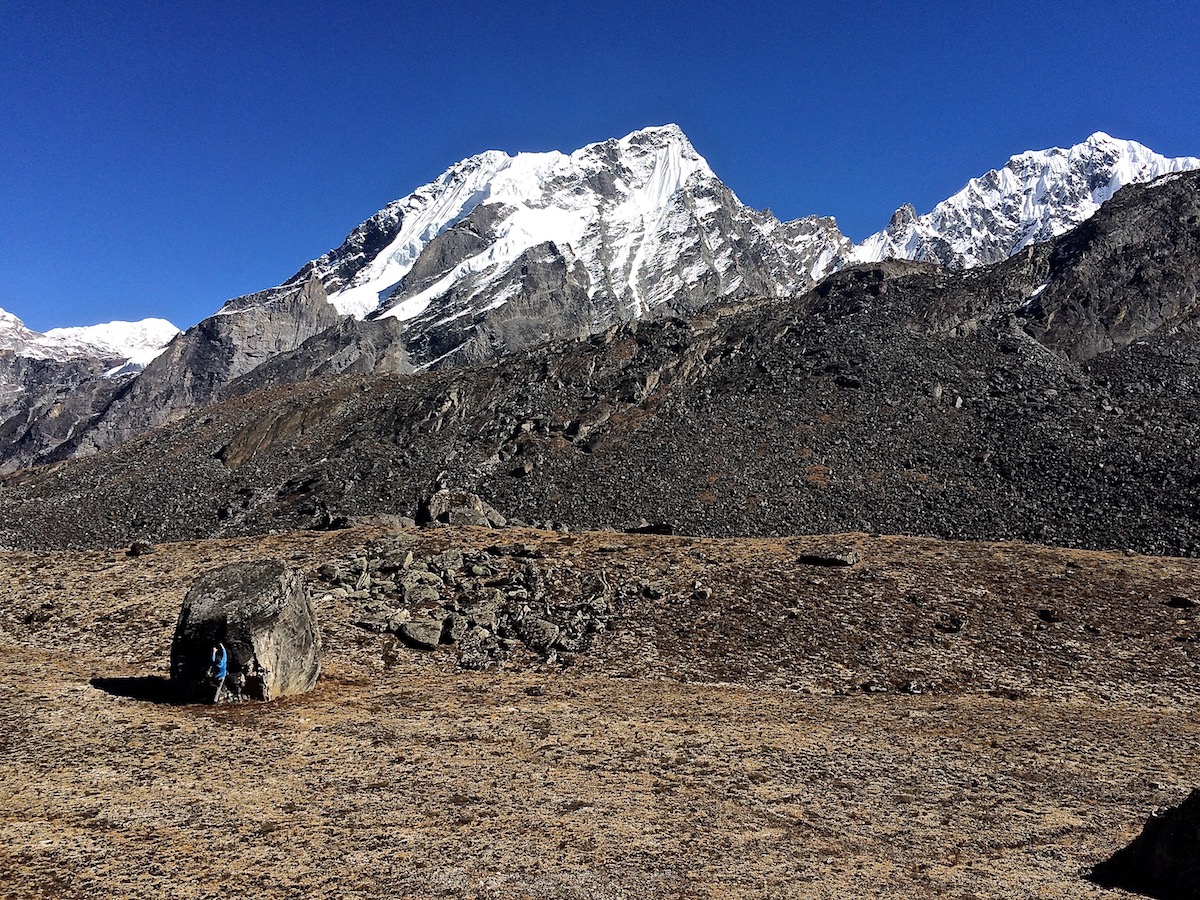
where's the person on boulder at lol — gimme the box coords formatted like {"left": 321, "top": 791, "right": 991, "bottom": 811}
{"left": 208, "top": 643, "right": 228, "bottom": 703}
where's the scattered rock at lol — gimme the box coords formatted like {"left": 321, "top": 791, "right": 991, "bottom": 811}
{"left": 625, "top": 522, "right": 676, "bottom": 536}
{"left": 797, "top": 550, "right": 860, "bottom": 567}
{"left": 127, "top": 540, "right": 154, "bottom": 557}
{"left": 517, "top": 616, "right": 561, "bottom": 653}
{"left": 418, "top": 489, "right": 507, "bottom": 528}
{"left": 934, "top": 614, "right": 964, "bottom": 634}
{"left": 398, "top": 619, "right": 445, "bottom": 651}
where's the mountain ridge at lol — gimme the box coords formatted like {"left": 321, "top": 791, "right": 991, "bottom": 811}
{"left": 1, "top": 126, "right": 1197, "bottom": 474}
{"left": 2, "top": 169, "right": 1197, "bottom": 553}
{"left": 849, "top": 131, "right": 1200, "bottom": 268}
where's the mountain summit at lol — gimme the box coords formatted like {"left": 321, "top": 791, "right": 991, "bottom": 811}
{"left": 850, "top": 132, "right": 1200, "bottom": 268}
{"left": 245, "top": 124, "right": 849, "bottom": 367}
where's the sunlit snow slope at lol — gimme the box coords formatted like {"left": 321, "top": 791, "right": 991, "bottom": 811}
{"left": 850, "top": 132, "right": 1200, "bottom": 269}
{"left": 0, "top": 307, "right": 178, "bottom": 369}
{"left": 247, "top": 125, "right": 848, "bottom": 365}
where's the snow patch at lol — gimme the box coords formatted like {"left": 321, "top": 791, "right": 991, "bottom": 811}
{"left": 849, "top": 133, "right": 1200, "bottom": 269}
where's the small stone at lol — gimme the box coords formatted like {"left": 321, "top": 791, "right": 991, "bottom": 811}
{"left": 399, "top": 619, "right": 444, "bottom": 651}
{"left": 934, "top": 614, "right": 964, "bottom": 634}
{"left": 127, "top": 540, "right": 154, "bottom": 557}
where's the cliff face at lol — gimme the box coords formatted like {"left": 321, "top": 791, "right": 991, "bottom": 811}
{"left": 56, "top": 275, "right": 344, "bottom": 461}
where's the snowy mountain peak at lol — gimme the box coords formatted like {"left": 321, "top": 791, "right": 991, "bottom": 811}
{"left": 850, "top": 133, "right": 1200, "bottom": 269}
{"left": 249, "top": 123, "right": 848, "bottom": 369}
{"left": 0, "top": 305, "right": 179, "bottom": 369}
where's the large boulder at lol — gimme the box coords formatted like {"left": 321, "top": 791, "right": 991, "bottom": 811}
{"left": 170, "top": 560, "right": 322, "bottom": 703}
{"left": 1091, "top": 789, "right": 1200, "bottom": 899}
{"left": 418, "top": 489, "right": 507, "bottom": 528}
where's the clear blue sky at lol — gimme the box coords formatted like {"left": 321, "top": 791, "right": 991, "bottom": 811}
{"left": 3, "top": 0, "right": 1198, "bottom": 330}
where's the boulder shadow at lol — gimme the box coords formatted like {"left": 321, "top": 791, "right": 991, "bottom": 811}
{"left": 90, "top": 675, "right": 182, "bottom": 705}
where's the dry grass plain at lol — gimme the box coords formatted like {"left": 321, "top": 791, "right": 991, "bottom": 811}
{"left": 2, "top": 526, "right": 1198, "bottom": 899}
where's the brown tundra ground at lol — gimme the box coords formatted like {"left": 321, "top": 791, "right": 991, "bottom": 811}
{"left": 2, "top": 525, "right": 1197, "bottom": 899}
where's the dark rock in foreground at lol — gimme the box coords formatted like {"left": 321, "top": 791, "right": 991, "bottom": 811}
{"left": 170, "top": 560, "right": 322, "bottom": 703}
{"left": 1091, "top": 789, "right": 1200, "bottom": 899}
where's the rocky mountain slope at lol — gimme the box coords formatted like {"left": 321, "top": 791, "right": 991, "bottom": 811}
{"left": 2, "top": 170, "right": 1197, "bottom": 555}
{"left": 0, "top": 309, "right": 179, "bottom": 473}
{"left": 850, "top": 131, "right": 1199, "bottom": 268}
{"left": 3, "top": 128, "right": 1196, "bottom": 475}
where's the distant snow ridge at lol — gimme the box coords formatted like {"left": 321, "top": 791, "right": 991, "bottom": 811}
{"left": 849, "top": 132, "right": 1200, "bottom": 269}
{"left": 0, "top": 306, "right": 179, "bottom": 370}
{"left": 283, "top": 125, "right": 849, "bottom": 335}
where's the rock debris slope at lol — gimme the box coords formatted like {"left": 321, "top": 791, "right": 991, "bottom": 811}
{"left": 2, "top": 171, "right": 1198, "bottom": 555}
{"left": 4, "top": 127, "right": 1197, "bottom": 474}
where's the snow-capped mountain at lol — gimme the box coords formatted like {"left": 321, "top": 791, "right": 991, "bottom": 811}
{"left": 245, "top": 124, "right": 849, "bottom": 366}
{"left": 4, "top": 125, "right": 1199, "bottom": 475}
{"left": 849, "top": 132, "right": 1200, "bottom": 269}
{"left": 0, "top": 306, "right": 179, "bottom": 370}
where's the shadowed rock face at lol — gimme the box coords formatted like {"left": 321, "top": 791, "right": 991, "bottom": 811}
{"left": 1, "top": 174, "right": 1199, "bottom": 555}
{"left": 169, "top": 560, "right": 322, "bottom": 703}
{"left": 0, "top": 353, "right": 129, "bottom": 473}
{"left": 1091, "top": 789, "right": 1200, "bottom": 899}
{"left": 57, "top": 275, "right": 344, "bottom": 462}
{"left": 1023, "top": 173, "right": 1200, "bottom": 360}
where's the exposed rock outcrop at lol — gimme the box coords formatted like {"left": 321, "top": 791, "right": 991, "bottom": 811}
{"left": 170, "top": 560, "right": 322, "bottom": 702}
{"left": 63, "top": 274, "right": 344, "bottom": 460}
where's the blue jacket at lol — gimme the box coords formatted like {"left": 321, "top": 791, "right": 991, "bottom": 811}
{"left": 212, "top": 644, "right": 228, "bottom": 679}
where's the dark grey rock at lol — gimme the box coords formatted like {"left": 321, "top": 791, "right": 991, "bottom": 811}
{"left": 418, "top": 489, "right": 507, "bottom": 528}
{"left": 401, "top": 570, "right": 443, "bottom": 607}
{"left": 797, "top": 551, "right": 860, "bottom": 567}
{"left": 398, "top": 619, "right": 444, "bottom": 651}
{"left": 1091, "top": 788, "right": 1200, "bottom": 898}
{"left": 518, "top": 617, "right": 561, "bottom": 654}
{"left": 444, "top": 613, "right": 469, "bottom": 645}
{"left": 170, "top": 560, "right": 322, "bottom": 703}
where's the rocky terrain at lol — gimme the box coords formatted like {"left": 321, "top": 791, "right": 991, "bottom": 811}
{"left": 1, "top": 171, "right": 1197, "bottom": 557}
{"left": 3, "top": 133, "right": 1199, "bottom": 898}
{"left": 2, "top": 524, "right": 1198, "bottom": 898}
{"left": 2, "top": 128, "right": 1193, "bottom": 475}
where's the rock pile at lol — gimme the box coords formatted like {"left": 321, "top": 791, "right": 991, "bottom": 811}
{"left": 417, "top": 489, "right": 507, "bottom": 528}
{"left": 316, "top": 535, "right": 654, "bottom": 668}
{"left": 170, "top": 560, "right": 322, "bottom": 702}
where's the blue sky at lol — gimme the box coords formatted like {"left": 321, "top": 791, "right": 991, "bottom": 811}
{"left": 3, "top": 0, "right": 1198, "bottom": 331}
